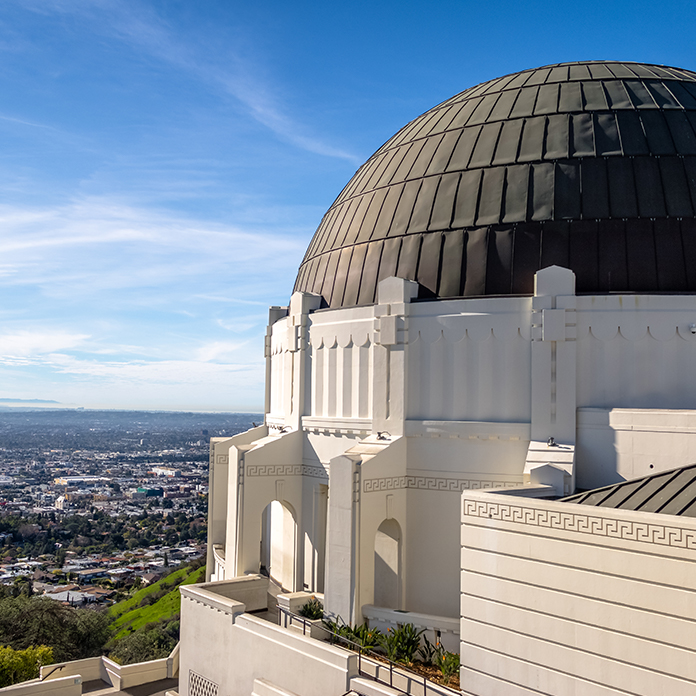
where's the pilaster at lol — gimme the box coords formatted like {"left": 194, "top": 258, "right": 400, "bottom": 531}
{"left": 527, "top": 266, "right": 577, "bottom": 493}
{"left": 264, "top": 306, "right": 288, "bottom": 416}
{"left": 285, "top": 292, "right": 321, "bottom": 430}
{"left": 372, "top": 277, "right": 418, "bottom": 437}
{"left": 324, "top": 453, "right": 361, "bottom": 623}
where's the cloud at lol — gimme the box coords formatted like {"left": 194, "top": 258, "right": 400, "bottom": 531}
{"left": 0, "top": 330, "right": 89, "bottom": 357}
{"left": 46, "top": 352, "right": 264, "bottom": 387}
{"left": 195, "top": 340, "right": 249, "bottom": 363}
{"left": 13, "top": 0, "right": 360, "bottom": 163}
{"left": 0, "top": 196, "right": 306, "bottom": 300}
{"left": 215, "top": 317, "right": 265, "bottom": 333}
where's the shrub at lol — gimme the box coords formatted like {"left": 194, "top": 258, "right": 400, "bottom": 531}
{"left": 417, "top": 634, "right": 438, "bottom": 665}
{"left": 0, "top": 596, "right": 110, "bottom": 662}
{"left": 108, "top": 618, "right": 178, "bottom": 665}
{"left": 378, "top": 623, "right": 424, "bottom": 664}
{"left": 298, "top": 596, "right": 323, "bottom": 620}
{"left": 0, "top": 645, "right": 53, "bottom": 687}
{"left": 434, "top": 646, "right": 460, "bottom": 685}
{"left": 351, "top": 624, "right": 382, "bottom": 652}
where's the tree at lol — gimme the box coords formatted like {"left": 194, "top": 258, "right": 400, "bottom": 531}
{"left": 108, "top": 620, "right": 178, "bottom": 665}
{"left": 0, "top": 596, "right": 110, "bottom": 662}
{"left": 0, "top": 645, "right": 53, "bottom": 687}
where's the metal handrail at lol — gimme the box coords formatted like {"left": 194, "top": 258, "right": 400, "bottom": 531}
{"left": 276, "top": 606, "right": 458, "bottom": 696}
{"left": 39, "top": 664, "right": 65, "bottom": 681}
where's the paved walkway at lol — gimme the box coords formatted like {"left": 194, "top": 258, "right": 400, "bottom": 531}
{"left": 250, "top": 578, "right": 281, "bottom": 624}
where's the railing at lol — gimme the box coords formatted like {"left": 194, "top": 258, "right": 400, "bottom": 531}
{"left": 277, "top": 605, "right": 315, "bottom": 635}
{"left": 276, "top": 606, "right": 458, "bottom": 696}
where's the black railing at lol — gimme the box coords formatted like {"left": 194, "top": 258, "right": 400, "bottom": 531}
{"left": 276, "top": 606, "right": 458, "bottom": 696}
{"left": 39, "top": 664, "right": 65, "bottom": 681}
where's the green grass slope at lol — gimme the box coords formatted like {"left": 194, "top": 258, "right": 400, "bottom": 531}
{"left": 109, "top": 565, "right": 205, "bottom": 640}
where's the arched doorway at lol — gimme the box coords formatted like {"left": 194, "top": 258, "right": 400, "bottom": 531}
{"left": 260, "top": 500, "right": 297, "bottom": 591}
{"left": 374, "top": 518, "right": 401, "bottom": 608}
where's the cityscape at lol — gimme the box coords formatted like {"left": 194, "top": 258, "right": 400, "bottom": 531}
{"left": 0, "top": 409, "right": 258, "bottom": 607}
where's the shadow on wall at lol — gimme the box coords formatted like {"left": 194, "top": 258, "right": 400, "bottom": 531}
{"left": 261, "top": 500, "right": 297, "bottom": 592}
{"left": 374, "top": 518, "right": 401, "bottom": 609}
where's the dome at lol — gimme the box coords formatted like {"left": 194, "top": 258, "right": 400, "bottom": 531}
{"left": 294, "top": 61, "right": 696, "bottom": 307}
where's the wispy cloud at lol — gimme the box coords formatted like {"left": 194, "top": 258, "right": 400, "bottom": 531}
{"left": 195, "top": 340, "right": 249, "bottom": 363}
{"left": 0, "top": 196, "right": 306, "bottom": 299}
{"left": 13, "top": 0, "right": 360, "bottom": 163}
{"left": 216, "top": 317, "right": 264, "bottom": 333}
{"left": 0, "top": 330, "right": 89, "bottom": 356}
{"left": 42, "top": 352, "right": 264, "bottom": 389}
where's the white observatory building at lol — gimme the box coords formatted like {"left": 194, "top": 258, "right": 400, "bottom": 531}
{"left": 184, "top": 61, "right": 696, "bottom": 696}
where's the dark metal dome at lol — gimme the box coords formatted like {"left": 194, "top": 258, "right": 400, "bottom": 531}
{"left": 294, "top": 61, "right": 696, "bottom": 307}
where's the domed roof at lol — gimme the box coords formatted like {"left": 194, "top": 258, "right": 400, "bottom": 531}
{"left": 294, "top": 61, "right": 696, "bottom": 307}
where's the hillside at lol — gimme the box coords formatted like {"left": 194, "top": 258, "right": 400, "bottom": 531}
{"left": 109, "top": 564, "right": 205, "bottom": 640}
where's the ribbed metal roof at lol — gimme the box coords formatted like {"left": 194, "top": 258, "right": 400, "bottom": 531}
{"left": 563, "top": 463, "right": 696, "bottom": 517}
{"left": 295, "top": 61, "right": 696, "bottom": 308}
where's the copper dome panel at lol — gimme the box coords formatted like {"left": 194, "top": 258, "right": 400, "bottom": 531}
{"left": 295, "top": 61, "right": 696, "bottom": 307}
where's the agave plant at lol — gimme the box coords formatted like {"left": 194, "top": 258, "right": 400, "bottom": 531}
{"left": 417, "top": 634, "right": 438, "bottom": 666}
{"left": 379, "top": 623, "right": 425, "bottom": 664}
{"left": 298, "top": 596, "right": 323, "bottom": 620}
{"left": 351, "top": 623, "right": 382, "bottom": 652}
{"left": 434, "top": 646, "right": 460, "bottom": 685}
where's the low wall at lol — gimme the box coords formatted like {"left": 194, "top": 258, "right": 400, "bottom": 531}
{"left": 103, "top": 655, "right": 169, "bottom": 690}
{"left": 40, "top": 657, "right": 104, "bottom": 683}
{"left": 38, "top": 646, "right": 178, "bottom": 691}
{"left": 180, "top": 582, "right": 358, "bottom": 696}
{"left": 276, "top": 591, "right": 324, "bottom": 615}
{"left": 363, "top": 605, "right": 459, "bottom": 653}
{"left": 0, "top": 676, "right": 81, "bottom": 696}
{"left": 461, "top": 489, "right": 696, "bottom": 696}
{"left": 192, "top": 574, "right": 268, "bottom": 612}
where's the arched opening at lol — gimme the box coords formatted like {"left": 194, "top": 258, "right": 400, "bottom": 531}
{"left": 374, "top": 518, "right": 401, "bottom": 609}
{"left": 260, "top": 500, "right": 297, "bottom": 591}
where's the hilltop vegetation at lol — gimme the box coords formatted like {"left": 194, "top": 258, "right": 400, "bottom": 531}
{"left": 109, "top": 562, "right": 205, "bottom": 639}
{"left": 0, "top": 560, "right": 206, "bottom": 683}
{"left": 106, "top": 562, "right": 205, "bottom": 664}
{"left": 0, "top": 594, "right": 110, "bottom": 663}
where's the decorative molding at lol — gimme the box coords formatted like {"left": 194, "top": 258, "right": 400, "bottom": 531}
{"left": 302, "top": 416, "right": 372, "bottom": 435}
{"left": 246, "top": 463, "right": 329, "bottom": 480}
{"left": 462, "top": 499, "right": 696, "bottom": 549}
{"left": 215, "top": 455, "right": 228, "bottom": 466}
{"left": 364, "top": 476, "right": 523, "bottom": 493}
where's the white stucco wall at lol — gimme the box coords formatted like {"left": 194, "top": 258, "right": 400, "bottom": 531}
{"left": 460, "top": 489, "right": 696, "bottom": 696}
{"left": 576, "top": 407, "right": 696, "bottom": 488}
{"left": 218, "top": 273, "right": 696, "bottom": 640}
{"left": 179, "top": 585, "right": 358, "bottom": 696}
{"left": 407, "top": 297, "right": 532, "bottom": 422}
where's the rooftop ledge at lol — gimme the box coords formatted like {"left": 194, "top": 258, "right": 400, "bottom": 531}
{"left": 180, "top": 574, "right": 269, "bottom": 615}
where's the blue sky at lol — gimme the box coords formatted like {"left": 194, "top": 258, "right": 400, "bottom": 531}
{"left": 0, "top": 0, "right": 694, "bottom": 412}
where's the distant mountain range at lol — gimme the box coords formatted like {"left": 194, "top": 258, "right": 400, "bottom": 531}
{"left": 0, "top": 398, "right": 61, "bottom": 404}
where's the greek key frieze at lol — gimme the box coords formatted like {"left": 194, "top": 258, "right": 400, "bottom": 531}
{"left": 462, "top": 499, "right": 696, "bottom": 549}
{"left": 363, "top": 476, "right": 522, "bottom": 493}
{"left": 363, "top": 477, "right": 408, "bottom": 492}
{"left": 245, "top": 463, "right": 328, "bottom": 480}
